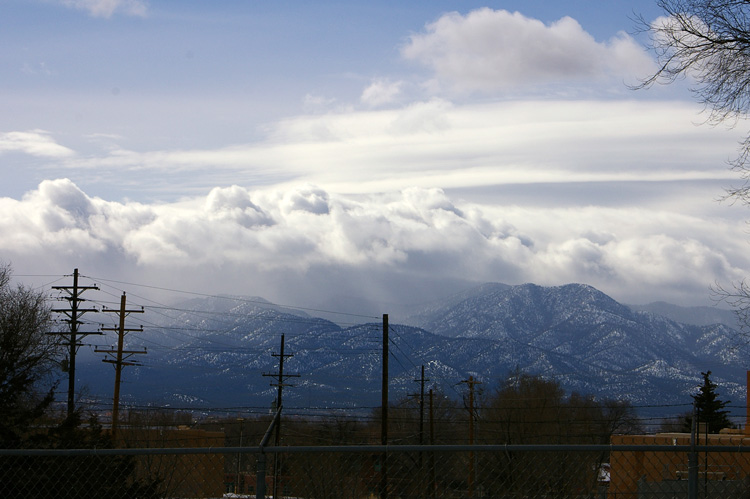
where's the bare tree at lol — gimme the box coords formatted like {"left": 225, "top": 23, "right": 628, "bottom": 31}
{"left": 0, "top": 263, "right": 61, "bottom": 446}
{"left": 638, "top": 1, "right": 750, "bottom": 185}
{"left": 638, "top": 1, "right": 750, "bottom": 326}
{"left": 639, "top": 2, "right": 750, "bottom": 124}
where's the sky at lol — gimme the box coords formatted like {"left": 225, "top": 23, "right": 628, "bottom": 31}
{"left": 2, "top": 0, "right": 750, "bottom": 314}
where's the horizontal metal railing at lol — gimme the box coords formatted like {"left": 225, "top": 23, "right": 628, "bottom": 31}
{"left": 3, "top": 443, "right": 750, "bottom": 498}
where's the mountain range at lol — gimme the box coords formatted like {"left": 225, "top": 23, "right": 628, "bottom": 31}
{"left": 77, "top": 282, "right": 749, "bottom": 421}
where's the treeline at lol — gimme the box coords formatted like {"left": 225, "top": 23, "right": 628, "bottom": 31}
{"left": 115, "top": 372, "right": 641, "bottom": 448}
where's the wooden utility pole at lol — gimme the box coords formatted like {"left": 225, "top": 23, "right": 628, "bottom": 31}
{"left": 381, "top": 313, "right": 389, "bottom": 499}
{"left": 95, "top": 292, "right": 145, "bottom": 442}
{"left": 236, "top": 417, "right": 245, "bottom": 494}
{"left": 50, "top": 268, "right": 100, "bottom": 418}
{"left": 462, "top": 376, "right": 482, "bottom": 498}
{"left": 409, "top": 365, "right": 430, "bottom": 497}
{"left": 429, "top": 388, "right": 437, "bottom": 499}
{"left": 262, "top": 334, "right": 300, "bottom": 441}
{"left": 415, "top": 365, "right": 429, "bottom": 447}
{"left": 263, "top": 334, "right": 299, "bottom": 499}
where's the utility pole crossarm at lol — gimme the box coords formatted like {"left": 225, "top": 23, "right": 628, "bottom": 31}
{"left": 51, "top": 307, "right": 98, "bottom": 313}
{"left": 95, "top": 347, "right": 147, "bottom": 354}
{"left": 100, "top": 359, "right": 143, "bottom": 367}
{"left": 52, "top": 282, "right": 99, "bottom": 291}
{"left": 95, "top": 346, "right": 147, "bottom": 365}
{"left": 47, "top": 330, "right": 102, "bottom": 338}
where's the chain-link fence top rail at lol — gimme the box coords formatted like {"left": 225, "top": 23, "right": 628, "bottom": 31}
{"left": 3, "top": 444, "right": 750, "bottom": 498}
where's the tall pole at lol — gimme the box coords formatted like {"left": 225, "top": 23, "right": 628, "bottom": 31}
{"left": 236, "top": 418, "right": 244, "bottom": 494}
{"left": 410, "top": 365, "right": 430, "bottom": 498}
{"left": 468, "top": 376, "right": 475, "bottom": 499}
{"left": 274, "top": 335, "right": 286, "bottom": 446}
{"left": 381, "top": 313, "right": 389, "bottom": 499}
{"left": 417, "top": 365, "right": 428, "bottom": 446}
{"left": 263, "top": 334, "right": 298, "bottom": 498}
{"left": 68, "top": 269, "right": 79, "bottom": 417}
{"left": 273, "top": 335, "right": 286, "bottom": 499}
{"left": 112, "top": 293, "right": 127, "bottom": 439}
{"left": 429, "top": 388, "right": 436, "bottom": 499}
{"left": 50, "top": 268, "right": 99, "bottom": 418}
{"left": 95, "top": 292, "right": 145, "bottom": 442}
{"left": 689, "top": 402, "right": 698, "bottom": 499}
{"left": 462, "top": 376, "right": 481, "bottom": 498}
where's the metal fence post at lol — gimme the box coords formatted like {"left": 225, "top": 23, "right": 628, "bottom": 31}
{"left": 688, "top": 402, "right": 698, "bottom": 499}
{"left": 257, "top": 406, "right": 282, "bottom": 499}
{"left": 256, "top": 451, "right": 267, "bottom": 499}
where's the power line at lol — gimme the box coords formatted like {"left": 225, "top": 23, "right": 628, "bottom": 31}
{"left": 83, "top": 275, "right": 381, "bottom": 320}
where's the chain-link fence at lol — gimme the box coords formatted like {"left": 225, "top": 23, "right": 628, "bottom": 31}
{"left": 2, "top": 443, "right": 750, "bottom": 498}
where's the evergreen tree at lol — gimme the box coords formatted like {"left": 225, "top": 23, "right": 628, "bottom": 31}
{"left": 682, "top": 371, "right": 733, "bottom": 433}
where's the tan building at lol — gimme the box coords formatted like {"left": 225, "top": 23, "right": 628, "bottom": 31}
{"left": 609, "top": 431, "right": 750, "bottom": 496}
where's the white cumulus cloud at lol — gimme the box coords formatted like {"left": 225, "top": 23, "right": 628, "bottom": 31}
{"left": 2, "top": 180, "right": 747, "bottom": 308}
{"left": 401, "top": 8, "right": 655, "bottom": 92}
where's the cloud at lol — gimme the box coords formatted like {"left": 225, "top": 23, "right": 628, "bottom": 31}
{"left": 401, "top": 8, "right": 655, "bottom": 92}
{"left": 23, "top": 98, "right": 739, "bottom": 208}
{"left": 69, "top": 99, "right": 737, "bottom": 197}
{"left": 0, "top": 130, "right": 74, "bottom": 158}
{"left": 2, "top": 181, "right": 746, "bottom": 308}
{"left": 60, "top": 0, "right": 147, "bottom": 18}
{"left": 204, "top": 185, "right": 272, "bottom": 228}
{"left": 361, "top": 79, "right": 403, "bottom": 107}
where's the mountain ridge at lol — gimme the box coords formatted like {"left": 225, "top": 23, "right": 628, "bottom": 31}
{"left": 78, "top": 282, "right": 749, "bottom": 419}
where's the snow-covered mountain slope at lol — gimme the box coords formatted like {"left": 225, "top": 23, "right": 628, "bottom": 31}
{"left": 78, "top": 283, "right": 749, "bottom": 417}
